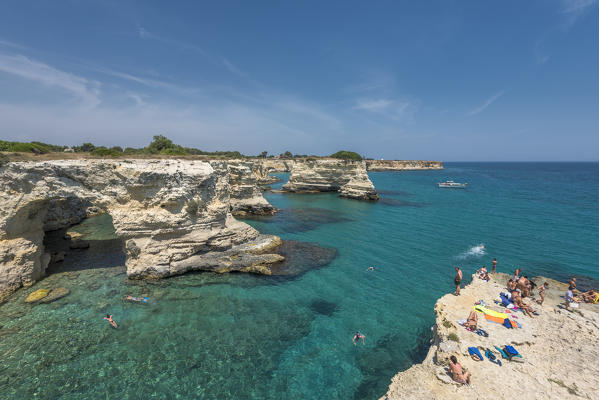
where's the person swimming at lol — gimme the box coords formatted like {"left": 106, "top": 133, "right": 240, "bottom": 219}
{"left": 353, "top": 331, "right": 365, "bottom": 345}
{"left": 104, "top": 314, "right": 118, "bottom": 329}
{"left": 367, "top": 266, "right": 375, "bottom": 271}
{"left": 124, "top": 295, "right": 149, "bottom": 303}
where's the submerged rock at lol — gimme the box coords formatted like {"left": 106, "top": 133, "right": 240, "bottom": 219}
{"left": 25, "top": 288, "right": 50, "bottom": 303}
{"left": 269, "top": 240, "right": 337, "bottom": 277}
{"left": 69, "top": 240, "right": 90, "bottom": 249}
{"left": 38, "top": 287, "right": 70, "bottom": 303}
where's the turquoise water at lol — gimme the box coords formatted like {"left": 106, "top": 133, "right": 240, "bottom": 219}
{"left": 1, "top": 162, "right": 598, "bottom": 399}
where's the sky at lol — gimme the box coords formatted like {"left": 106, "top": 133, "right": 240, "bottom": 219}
{"left": 0, "top": 1, "right": 598, "bottom": 161}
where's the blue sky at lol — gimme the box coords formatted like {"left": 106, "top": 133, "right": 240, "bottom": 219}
{"left": 0, "top": 1, "right": 597, "bottom": 160}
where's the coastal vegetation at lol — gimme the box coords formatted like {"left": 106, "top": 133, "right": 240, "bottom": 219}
{"left": 330, "top": 150, "right": 362, "bottom": 161}
{"left": 0, "top": 136, "right": 367, "bottom": 162}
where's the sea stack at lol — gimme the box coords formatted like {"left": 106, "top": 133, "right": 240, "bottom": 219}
{"left": 282, "top": 159, "right": 379, "bottom": 201}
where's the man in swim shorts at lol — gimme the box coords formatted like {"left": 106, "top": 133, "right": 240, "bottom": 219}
{"left": 492, "top": 258, "right": 497, "bottom": 274}
{"left": 454, "top": 267, "right": 463, "bottom": 296}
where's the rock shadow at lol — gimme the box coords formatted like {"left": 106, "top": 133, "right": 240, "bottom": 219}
{"left": 378, "top": 198, "right": 426, "bottom": 208}
{"left": 269, "top": 240, "right": 338, "bottom": 278}
{"left": 309, "top": 299, "right": 339, "bottom": 317}
{"left": 242, "top": 207, "right": 353, "bottom": 233}
{"left": 353, "top": 325, "right": 431, "bottom": 400}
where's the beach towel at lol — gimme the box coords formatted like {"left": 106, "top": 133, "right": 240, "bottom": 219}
{"left": 484, "top": 314, "right": 518, "bottom": 328}
{"left": 474, "top": 305, "right": 508, "bottom": 319}
{"left": 468, "top": 347, "right": 484, "bottom": 361}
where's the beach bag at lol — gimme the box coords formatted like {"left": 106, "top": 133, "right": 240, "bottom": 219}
{"left": 502, "top": 318, "right": 512, "bottom": 329}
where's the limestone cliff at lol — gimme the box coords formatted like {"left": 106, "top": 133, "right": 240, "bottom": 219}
{"left": 366, "top": 160, "right": 443, "bottom": 171}
{"left": 0, "top": 159, "right": 283, "bottom": 301}
{"left": 227, "top": 161, "right": 276, "bottom": 216}
{"left": 282, "top": 159, "right": 378, "bottom": 201}
{"left": 251, "top": 159, "right": 294, "bottom": 184}
{"left": 381, "top": 274, "right": 599, "bottom": 400}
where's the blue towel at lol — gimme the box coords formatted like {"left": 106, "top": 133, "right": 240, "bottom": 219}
{"left": 468, "top": 347, "right": 484, "bottom": 360}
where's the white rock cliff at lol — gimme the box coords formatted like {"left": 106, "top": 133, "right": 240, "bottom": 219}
{"left": 0, "top": 159, "right": 283, "bottom": 301}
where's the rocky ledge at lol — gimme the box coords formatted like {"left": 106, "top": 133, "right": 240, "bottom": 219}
{"left": 282, "top": 159, "right": 378, "bottom": 201}
{"left": 227, "top": 161, "right": 276, "bottom": 217}
{"left": 0, "top": 159, "right": 283, "bottom": 301}
{"left": 366, "top": 160, "right": 443, "bottom": 171}
{"left": 381, "top": 273, "right": 599, "bottom": 400}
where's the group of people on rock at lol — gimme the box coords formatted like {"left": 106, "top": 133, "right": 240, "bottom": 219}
{"left": 565, "top": 277, "right": 598, "bottom": 309}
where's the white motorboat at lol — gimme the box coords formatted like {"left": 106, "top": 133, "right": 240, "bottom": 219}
{"left": 438, "top": 180, "right": 467, "bottom": 189}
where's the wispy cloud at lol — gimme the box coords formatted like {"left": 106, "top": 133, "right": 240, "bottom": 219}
{"left": 466, "top": 90, "right": 505, "bottom": 116}
{"left": 354, "top": 99, "right": 393, "bottom": 111}
{"left": 560, "top": 0, "right": 596, "bottom": 27}
{"left": 0, "top": 52, "right": 100, "bottom": 107}
{"left": 137, "top": 26, "right": 210, "bottom": 58}
{"left": 222, "top": 58, "right": 248, "bottom": 78}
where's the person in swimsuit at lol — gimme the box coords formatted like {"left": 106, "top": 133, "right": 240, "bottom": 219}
{"left": 581, "top": 289, "right": 598, "bottom": 303}
{"left": 512, "top": 291, "right": 535, "bottom": 317}
{"left": 492, "top": 258, "right": 497, "bottom": 274}
{"left": 454, "top": 267, "right": 463, "bottom": 296}
{"left": 353, "top": 331, "right": 365, "bottom": 345}
{"left": 513, "top": 268, "right": 520, "bottom": 282}
{"left": 124, "top": 295, "right": 149, "bottom": 303}
{"left": 507, "top": 278, "right": 517, "bottom": 291}
{"left": 536, "top": 282, "right": 548, "bottom": 305}
{"left": 104, "top": 314, "right": 118, "bottom": 328}
{"left": 463, "top": 310, "right": 478, "bottom": 331}
{"left": 448, "top": 355, "right": 471, "bottom": 385}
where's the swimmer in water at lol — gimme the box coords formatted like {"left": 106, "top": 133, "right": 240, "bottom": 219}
{"left": 367, "top": 266, "right": 375, "bottom": 271}
{"left": 353, "top": 331, "right": 366, "bottom": 345}
{"left": 124, "top": 295, "right": 149, "bottom": 303}
{"left": 104, "top": 314, "right": 118, "bottom": 329}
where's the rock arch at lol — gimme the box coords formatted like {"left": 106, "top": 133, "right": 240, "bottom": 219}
{"left": 0, "top": 159, "right": 283, "bottom": 301}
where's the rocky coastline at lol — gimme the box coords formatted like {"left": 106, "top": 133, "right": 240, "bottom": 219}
{"left": 366, "top": 160, "right": 443, "bottom": 171}
{"left": 0, "top": 159, "right": 283, "bottom": 301}
{"left": 381, "top": 273, "right": 599, "bottom": 400}
{"left": 282, "top": 159, "right": 379, "bottom": 201}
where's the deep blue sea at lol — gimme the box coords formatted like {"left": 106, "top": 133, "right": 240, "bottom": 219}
{"left": 1, "top": 162, "right": 598, "bottom": 399}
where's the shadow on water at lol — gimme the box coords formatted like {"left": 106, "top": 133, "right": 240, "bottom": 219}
{"left": 378, "top": 198, "right": 427, "bottom": 208}
{"left": 309, "top": 299, "right": 339, "bottom": 317}
{"left": 241, "top": 207, "right": 354, "bottom": 233}
{"left": 377, "top": 189, "right": 413, "bottom": 197}
{"left": 353, "top": 324, "right": 432, "bottom": 400}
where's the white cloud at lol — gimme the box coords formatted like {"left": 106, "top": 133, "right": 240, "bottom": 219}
{"left": 354, "top": 99, "right": 393, "bottom": 111}
{"left": 0, "top": 53, "right": 100, "bottom": 107}
{"left": 561, "top": 0, "right": 596, "bottom": 13}
{"left": 466, "top": 90, "right": 505, "bottom": 116}
{"left": 222, "top": 58, "right": 248, "bottom": 78}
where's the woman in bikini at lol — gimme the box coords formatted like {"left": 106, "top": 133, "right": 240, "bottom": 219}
{"left": 104, "top": 314, "right": 118, "bottom": 328}
{"left": 448, "top": 355, "right": 471, "bottom": 384}
{"left": 463, "top": 310, "right": 478, "bottom": 331}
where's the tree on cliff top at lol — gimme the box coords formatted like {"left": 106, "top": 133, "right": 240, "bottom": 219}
{"left": 330, "top": 150, "right": 362, "bottom": 161}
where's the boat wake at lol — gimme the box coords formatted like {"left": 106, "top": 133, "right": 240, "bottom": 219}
{"left": 456, "top": 243, "right": 486, "bottom": 259}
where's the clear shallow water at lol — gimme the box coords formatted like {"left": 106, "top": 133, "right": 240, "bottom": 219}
{"left": 1, "top": 162, "right": 598, "bottom": 399}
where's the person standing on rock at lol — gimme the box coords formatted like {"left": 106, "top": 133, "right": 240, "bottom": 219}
{"left": 454, "top": 267, "right": 463, "bottom": 296}
{"left": 492, "top": 258, "right": 497, "bottom": 274}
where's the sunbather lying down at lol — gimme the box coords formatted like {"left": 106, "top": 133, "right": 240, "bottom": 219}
{"left": 581, "top": 289, "right": 598, "bottom": 303}
{"left": 464, "top": 310, "right": 478, "bottom": 331}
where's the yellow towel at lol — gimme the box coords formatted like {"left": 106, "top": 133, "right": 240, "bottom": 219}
{"left": 474, "top": 305, "right": 508, "bottom": 319}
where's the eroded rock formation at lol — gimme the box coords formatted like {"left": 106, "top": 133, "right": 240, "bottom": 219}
{"left": 251, "top": 159, "right": 295, "bottom": 184}
{"left": 282, "top": 159, "right": 378, "bottom": 200}
{"left": 366, "top": 160, "right": 443, "bottom": 171}
{"left": 0, "top": 160, "right": 283, "bottom": 301}
{"left": 227, "top": 161, "right": 276, "bottom": 216}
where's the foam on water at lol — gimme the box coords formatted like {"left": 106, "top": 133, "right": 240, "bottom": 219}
{"left": 456, "top": 243, "right": 486, "bottom": 259}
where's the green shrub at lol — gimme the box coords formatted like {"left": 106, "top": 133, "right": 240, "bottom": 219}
{"left": 442, "top": 320, "right": 453, "bottom": 329}
{"left": 0, "top": 153, "right": 8, "bottom": 167}
{"left": 0, "top": 140, "right": 56, "bottom": 154}
{"left": 91, "top": 146, "right": 122, "bottom": 157}
{"left": 448, "top": 332, "right": 460, "bottom": 342}
{"left": 330, "top": 150, "right": 362, "bottom": 161}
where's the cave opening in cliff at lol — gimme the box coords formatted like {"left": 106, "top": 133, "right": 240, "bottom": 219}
{"left": 42, "top": 198, "right": 125, "bottom": 276}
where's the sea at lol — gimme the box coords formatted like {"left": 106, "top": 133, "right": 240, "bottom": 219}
{"left": 1, "top": 162, "right": 597, "bottom": 399}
